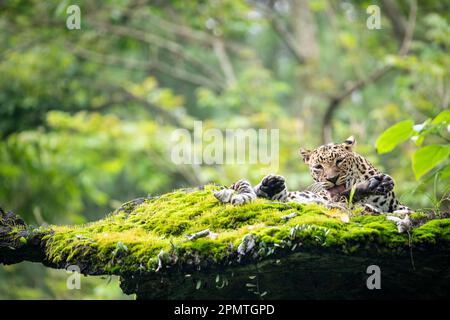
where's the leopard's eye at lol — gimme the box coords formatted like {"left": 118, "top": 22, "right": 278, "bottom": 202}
{"left": 313, "top": 164, "right": 323, "bottom": 170}
{"left": 336, "top": 158, "right": 345, "bottom": 166}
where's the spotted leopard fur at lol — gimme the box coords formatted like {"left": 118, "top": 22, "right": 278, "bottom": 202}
{"left": 214, "top": 136, "right": 411, "bottom": 216}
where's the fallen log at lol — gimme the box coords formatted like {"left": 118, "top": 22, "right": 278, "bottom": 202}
{"left": 1, "top": 185, "right": 450, "bottom": 299}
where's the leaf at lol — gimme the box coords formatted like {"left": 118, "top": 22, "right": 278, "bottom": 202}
{"left": 349, "top": 185, "right": 357, "bottom": 204}
{"left": 411, "top": 135, "right": 425, "bottom": 147}
{"left": 196, "top": 280, "right": 202, "bottom": 290}
{"left": 412, "top": 145, "right": 450, "bottom": 180}
{"left": 376, "top": 120, "right": 414, "bottom": 154}
{"left": 413, "top": 121, "right": 427, "bottom": 133}
{"left": 432, "top": 110, "right": 450, "bottom": 125}
{"left": 439, "top": 165, "right": 450, "bottom": 179}
{"left": 246, "top": 283, "right": 257, "bottom": 287}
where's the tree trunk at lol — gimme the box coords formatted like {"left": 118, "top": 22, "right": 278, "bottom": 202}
{"left": 291, "top": 0, "right": 319, "bottom": 62}
{"left": 1, "top": 182, "right": 449, "bottom": 300}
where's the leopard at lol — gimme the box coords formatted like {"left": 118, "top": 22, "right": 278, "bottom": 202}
{"left": 214, "top": 136, "right": 411, "bottom": 219}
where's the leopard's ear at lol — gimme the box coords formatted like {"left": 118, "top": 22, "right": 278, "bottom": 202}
{"left": 300, "top": 148, "right": 312, "bottom": 164}
{"left": 342, "top": 136, "right": 356, "bottom": 151}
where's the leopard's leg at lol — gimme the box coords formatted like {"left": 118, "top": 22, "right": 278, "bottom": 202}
{"left": 340, "top": 174, "right": 395, "bottom": 203}
{"left": 360, "top": 191, "right": 412, "bottom": 215}
{"left": 393, "top": 203, "right": 413, "bottom": 215}
{"left": 287, "top": 190, "right": 346, "bottom": 210}
{"left": 254, "top": 174, "right": 288, "bottom": 201}
{"left": 388, "top": 199, "right": 413, "bottom": 233}
{"left": 214, "top": 179, "right": 256, "bottom": 205}
{"left": 343, "top": 176, "right": 413, "bottom": 231}
{"left": 214, "top": 188, "right": 235, "bottom": 203}
{"left": 338, "top": 173, "right": 397, "bottom": 213}
{"left": 230, "top": 179, "right": 257, "bottom": 205}
{"left": 361, "top": 203, "right": 382, "bottom": 215}
{"left": 387, "top": 214, "right": 412, "bottom": 233}
{"left": 255, "top": 174, "right": 346, "bottom": 209}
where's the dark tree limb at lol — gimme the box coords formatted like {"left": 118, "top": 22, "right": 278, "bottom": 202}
{"left": 380, "top": 0, "right": 408, "bottom": 43}
{"left": 322, "top": 66, "right": 392, "bottom": 143}
{"left": 249, "top": 0, "right": 306, "bottom": 65}
{"left": 110, "top": 4, "right": 248, "bottom": 55}
{"left": 321, "top": 0, "right": 417, "bottom": 143}
{"left": 213, "top": 38, "right": 237, "bottom": 86}
{"left": 68, "top": 44, "right": 223, "bottom": 92}
{"left": 0, "top": 208, "right": 123, "bottom": 276}
{"left": 90, "top": 21, "right": 226, "bottom": 86}
{"left": 1, "top": 182, "right": 449, "bottom": 300}
{"left": 0, "top": 208, "right": 49, "bottom": 266}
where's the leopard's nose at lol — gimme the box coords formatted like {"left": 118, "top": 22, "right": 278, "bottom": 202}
{"left": 326, "top": 175, "right": 339, "bottom": 184}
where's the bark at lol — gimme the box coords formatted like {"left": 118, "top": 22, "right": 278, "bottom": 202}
{"left": 0, "top": 208, "right": 49, "bottom": 266}
{"left": 123, "top": 250, "right": 450, "bottom": 299}
{"left": 381, "top": 0, "right": 408, "bottom": 43}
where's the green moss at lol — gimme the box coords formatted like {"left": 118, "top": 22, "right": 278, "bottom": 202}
{"left": 412, "top": 219, "right": 450, "bottom": 246}
{"left": 37, "top": 185, "right": 450, "bottom": 275}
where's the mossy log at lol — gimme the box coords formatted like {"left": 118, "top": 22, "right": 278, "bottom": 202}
{"left": 1, "top": 185, "right": 450, "bottom": 299}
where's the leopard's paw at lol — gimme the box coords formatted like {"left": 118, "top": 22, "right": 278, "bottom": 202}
{"left": 255, "top": 174, "right": 286, "bottom": 199}
{"left": 214, "top": 188, "right": 234, "bottom": 203}
{"left": 230, "top": 193, "right": 256, "bottom": 205}
{"left": 366, "top": 174, "right": 394, "bottom": 195}
{"left": 387, "top": 214, "right": 412, "bottom": 233}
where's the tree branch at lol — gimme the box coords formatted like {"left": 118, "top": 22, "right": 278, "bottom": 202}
{"left": 0, "top": 208, "right": 48, "bottom": 266}
{"left": 118, "top": 87, "right": 186, "bottom": 127}
{"left": 113, "top": 5, "right": 248, "bottom": 55}
{"left": 380, "top": 0, "right": 408, "bottom": 43}
{"left": 249, "top": 0, "right": 305, "bottom": 64}
{"left": 68, "top": 44, "right": 223, "bottom": 91}
{"left": 321, "top": 0, "right": 417, "bottom": 143}
{"left": 213, "top": 38, "right": 237, "bottom": 86}
{"left": 90, "top": 21, "right": 225, "bottom": 85}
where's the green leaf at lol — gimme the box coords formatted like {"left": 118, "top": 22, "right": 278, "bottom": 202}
{"left": 348, "top": 185, "right": 357, "bottom": 204}
{"left": 412, "top": 145, "right": 450, "bottom": 180}
{"left": 412, "top": 135, "right": 425, "bottom": 147}
{"left": 432, "top": 110, "right": 450, "bottom": 125}
{"left": 439, "top": 164, "right": 450, "bottom": 179}
{"left": 376, "top": 120, "right": 414, "bottom": 154}
{"left": 196, "top": 280, "right": 202, "bottom": 290}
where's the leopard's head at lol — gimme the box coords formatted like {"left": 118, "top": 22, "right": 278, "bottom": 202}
{"left": 300, "top": 136, "right": 359, "bottom": 196}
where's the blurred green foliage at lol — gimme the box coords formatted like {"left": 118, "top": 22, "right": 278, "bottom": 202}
{"left": 377, "top": 110, "right": 450, "bottom": 211}
{"left": 0, "top": 0, "right": 449, "bottom": 299}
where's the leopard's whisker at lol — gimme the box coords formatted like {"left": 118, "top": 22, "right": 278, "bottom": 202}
{"left": 307, "top": 182, "right": 325, "bottom": 193}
